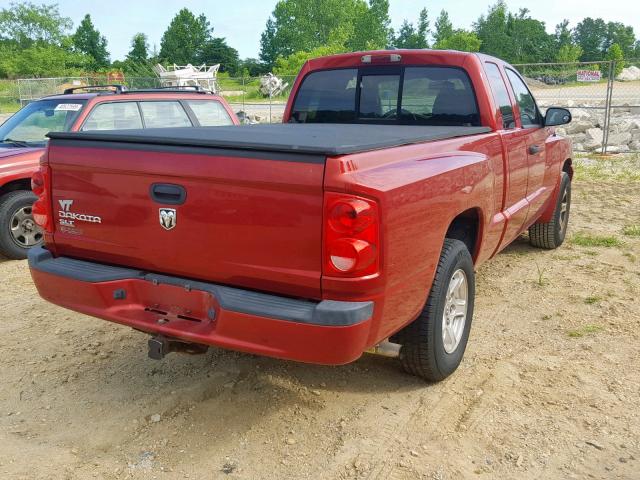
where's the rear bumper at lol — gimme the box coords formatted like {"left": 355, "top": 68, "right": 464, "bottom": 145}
{"left": 28, "top": 247, "right": 374, "bottom": 365}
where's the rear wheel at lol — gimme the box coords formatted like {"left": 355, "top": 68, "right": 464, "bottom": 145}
{"left": 529, "top": 172, "right": 571, "bottom": 249}
{"left": 0, "top": 190, "right": 42, "bottom": 260}
{"left": 397, "top": 239, "right": 475, "bottom": 381}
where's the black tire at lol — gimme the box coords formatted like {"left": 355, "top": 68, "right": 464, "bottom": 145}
{"left": 0, "top": 190, "right": 41, "bottom": 260}
{"left": 397, "top": 239, "right": 475, "bottom": 382}
{"left": 529, "top": 172, "right": 571, "bottom": 249}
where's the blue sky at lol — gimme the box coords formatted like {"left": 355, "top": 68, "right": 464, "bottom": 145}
{"left": 16, "top": 0, "right": 640, "bottom": 60}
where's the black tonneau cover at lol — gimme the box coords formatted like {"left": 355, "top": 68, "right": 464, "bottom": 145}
{"left": 48, "top": 124, "right": 491, "bottom": 156}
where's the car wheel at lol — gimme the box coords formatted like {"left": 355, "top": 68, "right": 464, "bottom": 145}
{"left": 529, "top": 172, "right": 571, "bottom": 249}
{"left": 0, "top": 190, "right": 42, "bottom": 260}
{"left": 397, "top": 239, "right": 475, "bottom": 381}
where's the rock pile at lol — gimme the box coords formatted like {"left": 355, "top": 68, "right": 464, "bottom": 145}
{"left": 547, "top": 105, "right": 640, "bottom": 152}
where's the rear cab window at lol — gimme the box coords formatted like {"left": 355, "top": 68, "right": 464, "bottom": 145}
{"left": 291, "top": 66, "right": 480, "bottom": 126}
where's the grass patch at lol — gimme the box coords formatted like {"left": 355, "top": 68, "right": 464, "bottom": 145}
{"left": 584, "top": 295, "right": 602, "bottom": 305}
{"left": 534, "top": 262, "right": 548, "bottom": 286}
{"left": 567, "top": 324, "right": 604, "bottom": 338}
{"left": 571, "top": 232, "right": 622, "bottom": 247}
{"left": 573, "top": 156, "right": 640, "bottom": 182}
{"left": 622, "top": 225, "right": 640, "bottom": 237}
{"left": 623, "top": 252, "right": 637, "bottom": 263}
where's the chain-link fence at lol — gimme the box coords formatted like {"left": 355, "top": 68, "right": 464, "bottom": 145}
{"left": 514, "top": 60, "right": 640, "bottom": 153}
{"left": 2, "top": 63, "right": 639, "bottom": 151}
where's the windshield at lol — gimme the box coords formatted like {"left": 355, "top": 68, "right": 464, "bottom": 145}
{"left": 290, "top": 66, "right": 480, "bottom": 126}
{"left": 0, "top": 99, "right": 86, "bottom": 148}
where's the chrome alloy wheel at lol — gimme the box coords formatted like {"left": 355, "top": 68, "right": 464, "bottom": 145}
{"left": 9, "top": 205, "right": 43, "bottom": 248}
{"left": 442, "top": 269, "right": 468, "bottom": 354}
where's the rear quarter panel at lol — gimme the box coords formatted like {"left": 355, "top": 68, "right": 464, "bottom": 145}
{"left": 324, "top": 133, "right": 504, "bottom": 343}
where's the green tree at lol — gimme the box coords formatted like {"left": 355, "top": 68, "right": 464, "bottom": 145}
{"left": 604, "top": 22, "right": 635, "bottom": 57}
{"left": 238, "top": 58, "right": 269, "bottom": 77}
{"left": 259, "top": 18, "right": 279, "bottom": 68}
{"left": 201, "top": 37, "right": 239, "bottom": 74}
{"left": 556, "top": 43, "right": 582, "bottom": 63}
{"left": 349, "top": 0, "right": 392, "bottom": 51}
{"left": 394, "top": 8, "right": 429, "bottom": 49}
{"left": 554, "top": 20, "right": 572, "bottom": 48}
{"left": 274, "top": 44, "right": 347, "bottom": 76}
{"left": 159, "top": 8, "right": 210, "bottom": 64}
{"left": 127, "top": 33, "right": 149, "bottom": 63}
{"left": 0, "top": 43, "right": 89, "bottom": 77}
{"left": 0, "top": 1, "right": 72, "bottom": 48}
{"left": 435, "top": 30, "right": 481, "bottom": 52}
{"left": 605, "top": 43, "right": 624, "bottom": 76}
{"left": 573, "top": 17, "right": 607, "bottom": 60}
{"left": 260, "top": 0, "right": 394, "bottom": 70}
{"left": 474, "top": 1, "right": 510, "bottom": 59}
{"left": 475, "top": 3, "right": 554, "bottom": 63}
{"left": 433, "top": 10, "right": 454, "bottom": 46}
{"left": 506, "top": 9, "right": 554, "bottom": 63}
{"left": 72, "top": 14, "right": 110, "bottom": 69}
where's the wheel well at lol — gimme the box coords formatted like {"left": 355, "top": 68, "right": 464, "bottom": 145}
{"left": 0, "top": 179, "right": 31, "bottom": 198}
{"left": 562, "top": 158, "right": 573, "bottom": 180}
{"left": 445, "top": 208, "right": 480, "bottom": 258}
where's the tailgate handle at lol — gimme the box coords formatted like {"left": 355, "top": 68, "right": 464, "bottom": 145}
{"left": 150, "top": 183, "right": 186, "bottom": 205}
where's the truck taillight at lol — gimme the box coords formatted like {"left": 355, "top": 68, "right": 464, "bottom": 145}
{"left": 31, "top": 165, "right": 53, "bottom": 233}
{"left": 324, "top": 193, "right": 379, "bottom": 277}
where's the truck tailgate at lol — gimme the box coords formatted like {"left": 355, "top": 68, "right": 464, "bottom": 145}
{"left": 46, "top": 140, "right": 324, "bottom": 299}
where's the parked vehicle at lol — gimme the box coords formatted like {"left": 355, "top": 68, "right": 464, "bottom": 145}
{"left": 28, "top": 50, "right": 573, "bottom": 381}
{"left": 0, "top": 85, "right": 239, "bottom": 259}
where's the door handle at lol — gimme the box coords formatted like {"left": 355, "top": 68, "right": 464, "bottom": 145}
{"left": 529, "top": 144, "right": 542, "bottom": 155}
{"left": 150, "top": 183, "right": 186, "bottom": 205}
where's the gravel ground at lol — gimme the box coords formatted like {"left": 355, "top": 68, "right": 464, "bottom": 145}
{"left": 0, "top": 161, "right": 638, "bottom": 480}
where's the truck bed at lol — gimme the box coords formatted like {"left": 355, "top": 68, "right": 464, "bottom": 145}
{"left": 48, "top": 124, "right": 491, "bottom": 156}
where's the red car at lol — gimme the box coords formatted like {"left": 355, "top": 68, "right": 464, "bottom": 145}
{"left": 0, "top": 85, "right": 239, "bottom": 259}
{"left": 29, "top": 50, "right": 572, "bottom": 381}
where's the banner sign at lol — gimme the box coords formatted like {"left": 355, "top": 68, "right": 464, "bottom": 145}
{"left": 577, "top": 70, "right": 601, "bottom": 82}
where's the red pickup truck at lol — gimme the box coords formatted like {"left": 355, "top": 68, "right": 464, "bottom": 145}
{"left": 0, "top": 86, "right": 238, "bottom": 259}
{"left": 28, "top": 50, "right": 573, "bottom": 381}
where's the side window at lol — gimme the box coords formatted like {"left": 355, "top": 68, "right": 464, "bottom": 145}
{"left": 185, "top": 100, "right": 234, "bottom": 126}
{"left": 505, "top": 69, "right": 541, "bottom": 127}
{"left": 139, "top": 101, "right": 192, "bottom": 128}
{"left": 82, "top": 102, "right": 143, "bottom": 131}
{"left": 484, "top": 63, "right": 515, "bottom": 129}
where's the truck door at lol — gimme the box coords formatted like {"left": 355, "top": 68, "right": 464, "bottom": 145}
{"left": 483, "top": 62, "right": 529, "bottom": 248}
{"left": 504, "top": 68, "right": 548, "bottom": 221}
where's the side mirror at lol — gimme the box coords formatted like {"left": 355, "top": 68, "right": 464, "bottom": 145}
{"left": 544, "top": 107, "right": 571, "bottom": 127}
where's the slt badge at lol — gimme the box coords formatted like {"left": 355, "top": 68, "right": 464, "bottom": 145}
{"left": 159, "top": 208, "right": 177, "bottom": 230}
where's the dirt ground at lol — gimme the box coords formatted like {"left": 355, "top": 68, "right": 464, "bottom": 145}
{"left": 0, "top": 158, "right": 639, "bottom": 480}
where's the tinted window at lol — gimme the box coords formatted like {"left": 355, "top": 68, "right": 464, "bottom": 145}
{"left": 291, "top": 67, "right": 479, "bottom": 126}
{"left": 140, "top": 101, "right": 192, "bottom": 128}
{"left": 359, "top": 74, "right": 399, "bottom": 119}
{"left": 505, "top": 69, "right": 540, "bottom": 127}
{"left": 401, "top": 67, "right": 478, "bottom": 125}
{"left": 186, "top": 100, "right": 233, "bottom": 126}
{"left": 485, "top": 63, "right": 515, "bottom": 129}
{"left": 290, "top": 69, "right": 357, "bottom": 123}
{"left": 82, "top": 102, "right": 142, "bottom": 131}
{"left": 0, "top": 99, "right": 86, "bottom": 146}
